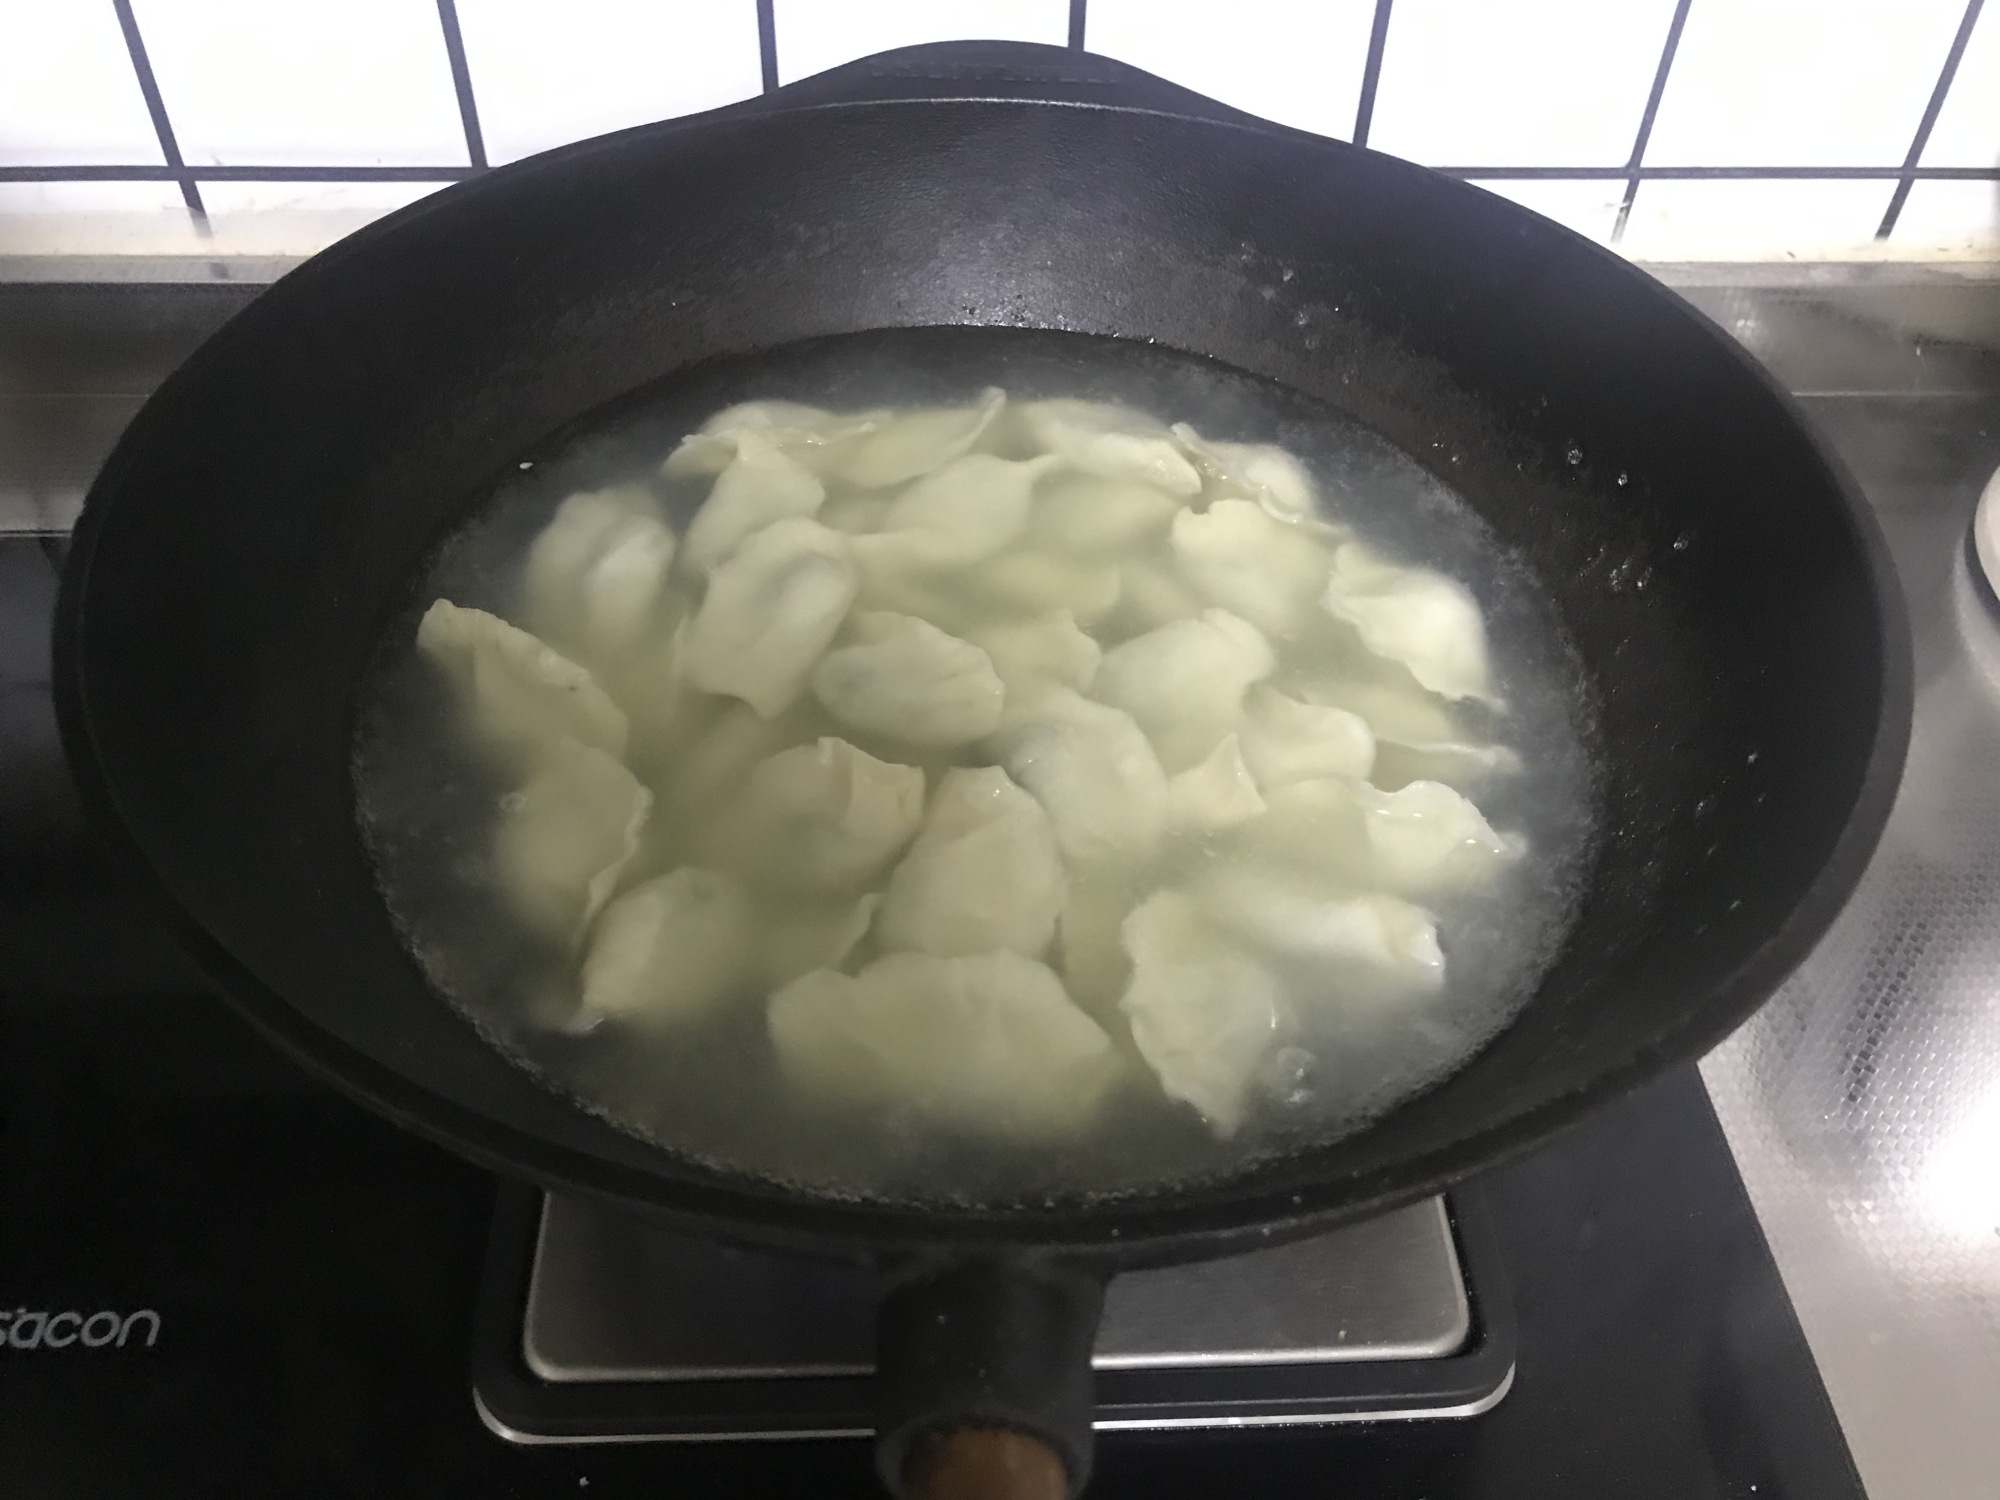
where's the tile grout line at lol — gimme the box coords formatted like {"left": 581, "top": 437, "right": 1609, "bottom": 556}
{"left": 1351, "top": 0, "right": 1394, "bottom": 148}
{"left": 1613, "top": 0, "right": 1694, "bottom": 244}
{"left": 107, "top": 0, "right": 204, "bottom": 226}
{"left": 435, "top": 0, "right": 489, "bottom": 171}
{"left": 756, "top": 0, "right": 779, "bottom": 93}
{"left": 1877, "top": 0, "right": 1985, "bottom": 240}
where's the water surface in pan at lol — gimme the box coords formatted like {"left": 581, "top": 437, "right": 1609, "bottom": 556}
{"left": 353, "top": 326, "right": 1597, "bottom": 1207}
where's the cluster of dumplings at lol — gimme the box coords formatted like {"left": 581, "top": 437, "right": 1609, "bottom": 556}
{"left": 413, "top": 389, "right": 1524, "bottom": 1147}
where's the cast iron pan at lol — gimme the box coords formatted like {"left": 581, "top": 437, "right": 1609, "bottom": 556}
{"left": 54, "top": 42, "right": 1909, "bottom": 1498}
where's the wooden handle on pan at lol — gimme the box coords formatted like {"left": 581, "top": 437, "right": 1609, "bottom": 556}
{"left": 903, "top": 1427, "right": 1071, "bottom": 1500}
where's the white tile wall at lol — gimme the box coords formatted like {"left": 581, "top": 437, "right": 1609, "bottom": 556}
{"left": 0, "top": 0, "right": 164, "bottom": 165}
{"left": 1085, "top": 0, "right": 1376, "bottom": 141}
{"left": 129, "top": 0, "right": 469, "bottom": 166}
{"left": 1892, "top": 180, "right": 2000, "bottom": 252}
{"left": 1621, "top": 179, "right": 1896, "bottom": 258}
{"left": 1920, "top": 3, "right": 1999, "bottom": 169}
{"left": 1644, "top": 0, "right": 1967, "bottom": 168}
{"left": 772, "top": 0, "right": 1068, "bottom": 85}
{"left": 456, "top": 0, "right": 763, "bottom": 165}
{"left": 1, "top": 0, "right": 1996, "bottom": 268}
{"left": 1368, "top": 0, "right": 1677, "bottom": 167}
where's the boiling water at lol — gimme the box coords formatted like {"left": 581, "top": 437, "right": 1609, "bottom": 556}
{"left": 353, "top": 328, "right": 1597, "bottom": 1207}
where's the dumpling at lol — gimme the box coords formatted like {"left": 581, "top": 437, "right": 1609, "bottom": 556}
{"left": 1170, "top": 424, "right": 1319, "bottom": 522}
{"left": 837, "top": 387, "right": 1006, "bottom": 489}
{"left": 752, "top": 893, "right": 881, "bottom": 989}
{"left": 1245, "top": 776, "right": 1521, "bottom": 895}
{"left": 1170, "top": 499, "right": 1335, "bottom": 638}
{"left": 491, "top": 738, "right": 651, "bottom": 943}
{"left": 679, "top": 434, "right": 827, "bottom": 576}
{"left": 1106, "top": 558, "right": 1202, "bottom": 635}
{"left": 767, "top": 950, "right": 1120, "bottom": 1139}
{"left": 1236, "top": 685, "right": 1374, "bottom": 789}
{"left": 961, "top": 549, "right": 1122, "bottom": 625}
{"left": 708, "top": 736, "right": 925, "bottom": 893}
{"left": 1166, "top": 733, "right": 1267, "bottom": 834}
{"left": 819, "top": 493, "right": 893, "bottom": 534}
{"left": 876, "top": 767, "right": 1063, "bottom": 958}
{"left": 683, "top": 518, "right": 856, "bottom": 718}
{"left": 965, "top": 610, "right": 1102, "bottom": 697}
{"left": 417, "top": 599, "right": 627, "bottom": 764}
{"left": 656, "top": 695, "right": 815, "bottom": 834}
{"left": 1027, "top": 472, "right": 1185, "bottom": 556}
{"left": 1293, "top": 673, "right": 1516, "bottom": 790}
{"left": 1056, "top": 868, "right": 1140, "bottom": 1020}
{"left": 986, "top": 688, "right": 1168, "bottom": 866}
{"left": 1118, "top": 891, "right": 1288, "bottom": 1136}
{"left": 852, "top": 453, "right": 1056, "bottom": 574}
{"left": 576, "top": 867, "right": 753, "bottom": 1027}
{"left": 520, "top": 485, "right": 678, "bottom": 666}
{"left": 1322, "top": 542, "right": 1494, "bottom": 703}
{"left": 1016, "top": 398, "right": 1202, "bottom": 496}
{"left": 1093, "top": 609, "right": 1275, "bottom": 771}
{"left": 662, "top": 400, "right": 883, "bottom": 479}
{"left": 810, "top": 612, "right": 1005, "bottom": 747}
{"left": 1199, "top": 865, "right": 1445, "bottom": 996}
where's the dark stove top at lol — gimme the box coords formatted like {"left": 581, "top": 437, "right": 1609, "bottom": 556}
{"left": 0, "top": 286, "right": 1864, "bottom": 1499}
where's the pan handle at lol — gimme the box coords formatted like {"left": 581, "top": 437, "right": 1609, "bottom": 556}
{"left": 875, "top": 1253, "right": 1109, "bottom": 1499}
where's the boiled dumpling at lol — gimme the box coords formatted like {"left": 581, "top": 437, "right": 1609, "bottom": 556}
{"left": 709, "top": 736, "right": 925, "bottom": 894}
{"left": 752, "top": 893, "right": 881, "bottom": 988}
{"left": 1293, "top": 673, "right": 1516, "bottom": 790}
{"left": 1322, "top": 542, "right": 1494, "bottom": 704}
{"left": 521, "top": 486, "right": 678, "bottom": 667}
{"left": 1016, "top": 399, "right": 1202, "bottom": 496}
{"left": 1119, "top": 891, "right": 1288, "bottom": 1135}
{"left": 662, "top": 400, "right": 884, "bottom": 479}
{"left": 767, "top": 950, "right": 1120, "bottom": 1139}
{"left": 656, "top": 695, "right": 814, "bottom": 834}
{"left": 961, "top": 549, "right": 1122, "bottom": 625}
{"left": 852, "top": 453, "right": 1056, "bottom": 575}
{"left": 965, "top": 610, "right": 1102, "bottom": 697}
{"left": 1199, "top": 865, "right": 1445, "bottom": 996}
{"left": 417, "top": 599, "right": 627, "bottom": 764}
{"left": 986, "top": 688, "right": 1168, "bottom": 866}
{"left": 1093, "top": 609, "right": 1274, "bottom": 771}
{"left": 683, "top": 518, "right": 856, "bottom": 718}
{"left": 819, "top": 493, "right": 893, "bottom": 534}
{"left": 1237, "top": 685, "right": 1374, "bottom": 789}
{"left": 1166, "top": 733, "right": 1267, "bottom": 834}
{"left": 1107, "top": 558, "right": 1203, "bottom": 635}
{"left": 810, "top": 612, "right": 1005, "bottom": 747}
{"left": 680, "top": 434, "right": 827, "bottom": 576}
{"left": 837, "top": 387, "right": 1006, "bottom": 489}
{"left": 877, "top": 767, "right": 1063, "bottom": 958}
{"left": 491, "top": 738, "right": 650, "bottom": 943}
{"left": 577, "top": 866, "right": 753, "bottom": 1027}
{"left": 1245, "top": 776, "right": 1520, "bottom": 895}
{"left": 1056, "top": 868, "right": 1140, "bottom": 1020}
{"left": 1027, "top": 472, "right": 1185, "bottom": 556}
{"left": 1170, "top": 424, "right": 1318, "bottom": 522}
{"left": 1170, "top": 499, "right": 1335, "bottom": 638}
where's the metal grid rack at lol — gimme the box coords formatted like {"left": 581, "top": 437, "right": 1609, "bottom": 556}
{"left": 0, "top": 0, "right": 1994, "bottom": 247}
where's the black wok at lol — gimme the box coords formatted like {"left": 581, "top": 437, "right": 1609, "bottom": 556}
{"left": 54, "top": 42, "right": 1908, "bottom": 1499}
